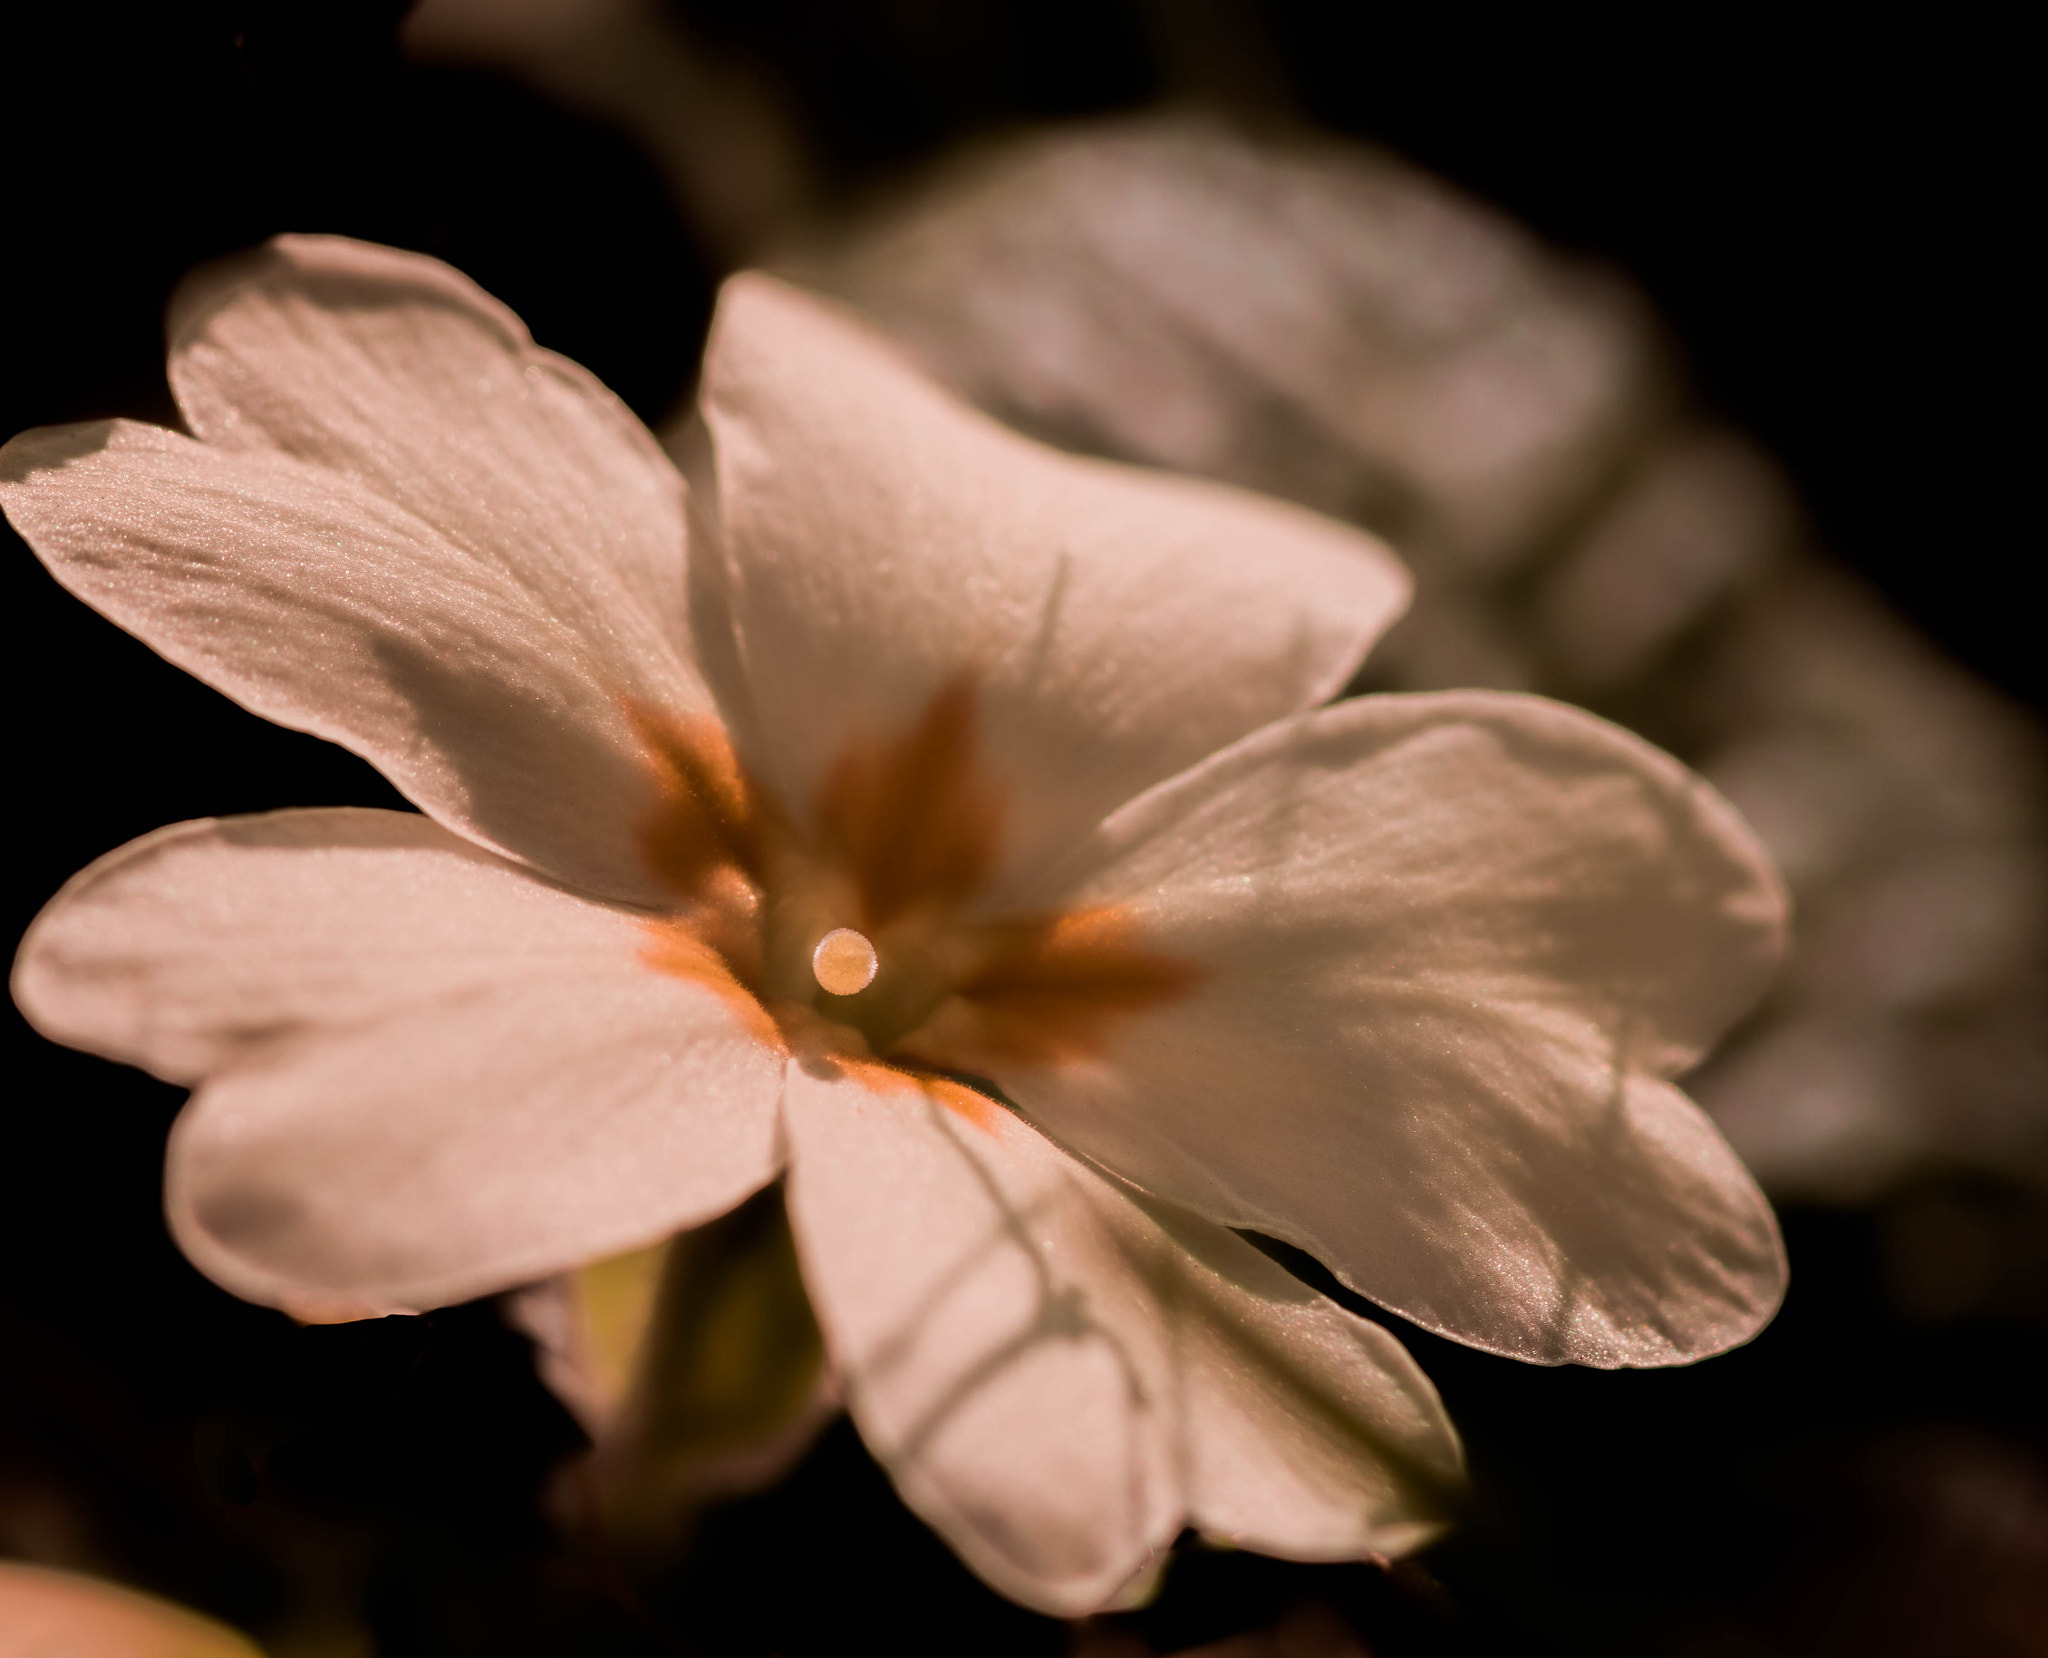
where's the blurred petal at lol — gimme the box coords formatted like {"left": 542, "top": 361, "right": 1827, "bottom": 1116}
{"left": 0, "top": 1561, "right": 264, "bottom": 1657}
{"left": 996, "top": 691, "right": 1787, "bottom": 1367}
{"left": 688, "top": 274, "right": 1410, "bottom": 888}
{"left": 783, "top": 1070, "right": 1462, "bottom": 1615}
{"left": 0, "top": 236, "right": 707, "bottom": 902}
{"left": 13, "top": 809, "right": 699, "bottom": 1085}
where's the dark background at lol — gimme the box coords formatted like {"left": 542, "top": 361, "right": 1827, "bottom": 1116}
{"left": 2, "top": 5, "right": 2041, "bottom": 1655}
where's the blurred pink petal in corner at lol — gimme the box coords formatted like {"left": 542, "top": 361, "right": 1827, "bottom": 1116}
{"left": 0, "top": 1560, "right": 265, "bottom": 1657}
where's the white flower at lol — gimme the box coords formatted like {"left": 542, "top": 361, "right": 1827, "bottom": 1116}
{"left": 2, "top": 236, "right": 1785, "bottom": 1614}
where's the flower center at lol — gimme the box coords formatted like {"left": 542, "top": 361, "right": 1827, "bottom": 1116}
{"left": 630, "top": 680, "right": 1201, "bottom": 1082}
{"left": 811, "top": 927, "right": 879, "bottom": 996}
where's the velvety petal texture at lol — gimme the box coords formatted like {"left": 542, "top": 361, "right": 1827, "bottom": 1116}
{"left": 687, "top": 274, "right": 1412, "bottom": 889}
{"left": 783, "top": 1070, "right": 1463, "bottom": 1615}
{"left": 995, "top": 692, "right": 1789, "bottom": 1367}
{"left": 0, "top": 236, "right": 706, "bottom": 903}
{"left": 15, "top": 810, "right": 784, "bottom": 1317}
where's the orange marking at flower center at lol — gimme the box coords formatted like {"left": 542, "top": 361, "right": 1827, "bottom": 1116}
{"left": 630, "top": 706, "right": 766, "bottom": 907}
{"left": 814, "top": 675, "right": 999, "bottom": 929}
{"left": 640, "top": 919, "right": 782, "bottom": 1050}
{"left": 941, "top": 906, "right": 1205, "bottom": 1069}
{"left": 629, "top": 681, "right": 1201, "bottom": 1095}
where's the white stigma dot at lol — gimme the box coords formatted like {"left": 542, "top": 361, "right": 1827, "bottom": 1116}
{"left": 812, "top": 927, "right": 879, "bottom": 996}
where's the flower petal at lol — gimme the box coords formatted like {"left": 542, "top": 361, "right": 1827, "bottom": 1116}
{"left": 687, "top": 274, "right": 1411, "bottom": 888}
{"left": 0, "top": 1561, "right": 264, "bottom": 1658}
{"left": 1136, "top": 1199, "right": 1466, "bottom": 1561}
{"left": 168, "top": 234, "right": 693, "bottom": 669}
{"left": 17, "top": 809, "right": 656, "bottom": 1083}
{"left": 169, "top": 980, "right": 783, "bottom": 1320}
{"left": 992, "top": 691, "right": 1789, "bottom": 1367}
{"left": 1, "top": 235, "right": 707, "bottom": 901}
{"left": 14, "top": 808, "right": 784, "bottom": 1315}
{"left": 782, "top": 1069, "right": 1463, "bottom": 1615}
